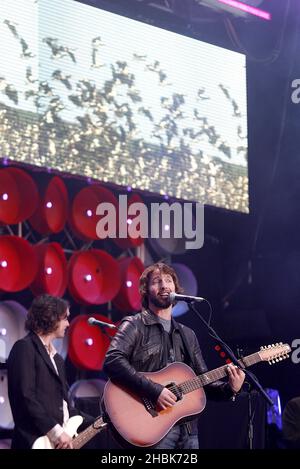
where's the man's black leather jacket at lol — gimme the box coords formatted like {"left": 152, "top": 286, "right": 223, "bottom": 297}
{"left": 104, "top": 309, "right": 235, "bottom": 405}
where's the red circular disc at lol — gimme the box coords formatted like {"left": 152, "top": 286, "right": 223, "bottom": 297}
{"left": 68, "top": 314, "right": 116, "bottom": 370}
{"left": 68, "top": 249, "right": 121, "bottom": 305}
{"left": 0, "top": 236, "right": 38, "bottom": 291}
{"left": 29, "top": 176, "right": 68, "bottom": 234}
{"left": 69, "top": 185, "right": 118, "bottom": 240}
{"left": 30, "top": 242, "right": 67, "bottom": 297}
{"left": 0, "top": 170, "right": 18, "bottom": 225}
{"left": 113, "top": 193, "right": 145, "bottom": 249}
{"left": 112, "top": 257, "right": 144, "bottom": 313}
{"left": 0, "top": 168, "right": 38, "bottom": 224}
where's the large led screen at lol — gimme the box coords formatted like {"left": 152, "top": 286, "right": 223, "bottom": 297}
{"left": 0, "top": 0, "right": 248, "bottom": 212}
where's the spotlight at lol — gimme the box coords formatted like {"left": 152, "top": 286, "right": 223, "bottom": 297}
{"left": 29, "top": 176, "right": 69, "bottom": 234}
{"left": 31, "top": 242, "right": 67, "bottom": 297}
{"left": 68, "top": 250, "right": 121, "bottom": 305}
{"left": 113, "top": 257, "right": 144, "bottom": 313}
{"left": 0, "top": 236, "right": 38, "bottom": 291}
{"left": 0, "top": 168, "right": 39, "bottom": 224}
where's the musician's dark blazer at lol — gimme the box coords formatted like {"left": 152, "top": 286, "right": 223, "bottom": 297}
{"left": 7, "top": 332, "right": 80, "bottom": 449}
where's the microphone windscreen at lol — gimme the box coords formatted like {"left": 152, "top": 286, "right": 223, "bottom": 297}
{"left": 169, "top": 292, "right": 176, "bottom": 302}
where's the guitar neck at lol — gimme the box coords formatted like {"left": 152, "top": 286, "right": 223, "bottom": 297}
{"left": 73, "top": 417, "right": 107, "bottom": 449}
{"left": 181, "top": 352, "right": 261, "bottom": 395}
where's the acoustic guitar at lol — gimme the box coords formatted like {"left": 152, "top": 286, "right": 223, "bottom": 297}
{"left": 103, "top": 343, "right": 290, "bottom": 447}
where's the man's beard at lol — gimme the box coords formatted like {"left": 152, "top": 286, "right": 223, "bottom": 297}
{"left": 148, "top": 293, "right": 172, "bottom": 309}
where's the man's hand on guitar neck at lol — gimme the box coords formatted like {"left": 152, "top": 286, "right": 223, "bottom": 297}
{"left": 157, "top": 387, "right": 177, "bottom": 410}
{"left": 226, "top": 363, "right": 245, "bottom": 394}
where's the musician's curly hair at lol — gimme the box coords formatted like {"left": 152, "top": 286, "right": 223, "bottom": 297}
{"left": 25, "top": 294, "right": 69, "bottom": 334}
{"left": 139, "top": 263, "right": 183, "bottom": 309}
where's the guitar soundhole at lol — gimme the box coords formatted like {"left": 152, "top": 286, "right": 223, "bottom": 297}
{"left": 166, "top": 382, "right": 182, "bottom": 401}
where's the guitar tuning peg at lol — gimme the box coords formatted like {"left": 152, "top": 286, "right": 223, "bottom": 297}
{"left": 275, "top": 343, "right": 279, "bottom": 346}
{"left": 279, "top": 341, "right": 283, "bottom": 345}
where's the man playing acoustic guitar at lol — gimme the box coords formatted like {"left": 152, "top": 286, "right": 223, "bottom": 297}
{"left": 103, "top": 263, "right": 245, "bottom": 449}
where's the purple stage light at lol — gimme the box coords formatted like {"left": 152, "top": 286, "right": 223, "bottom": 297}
{"left": 218, "top": 0, "right": 271, "bottom": 20}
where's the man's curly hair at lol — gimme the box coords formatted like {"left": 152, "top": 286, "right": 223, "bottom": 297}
{"left": 25, "top": 294, "right": 69, "bottom": 334}
{"left": 139, "top": 263, "right": 183, "bottom": 309}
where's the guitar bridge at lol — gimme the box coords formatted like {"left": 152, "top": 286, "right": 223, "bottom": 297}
{"left": 141, "top": 397, "right": 158, "bottom": 417}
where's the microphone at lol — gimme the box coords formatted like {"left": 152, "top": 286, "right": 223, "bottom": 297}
{"left": 87, "top": 317, "right": 117, "bottom": 329}
{"left": 169, "top": 292, "right": 205, "bottom": 303}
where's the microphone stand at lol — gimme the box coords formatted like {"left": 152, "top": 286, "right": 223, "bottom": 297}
{"left": 247, "top": 383, "right": 254, "bottom": 449}
{"left": 189, "top": 301, "right": 273, "bottom": 448}
{"left": 96, "top": 324, "right": 114, "bottom": 341}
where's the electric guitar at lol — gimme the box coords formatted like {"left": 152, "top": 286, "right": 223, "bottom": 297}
{"left": 103, "top": 343, "right": 291, "bottom": 447}
{"left": 32, "top": 415, "right": 107, "bottom": 449}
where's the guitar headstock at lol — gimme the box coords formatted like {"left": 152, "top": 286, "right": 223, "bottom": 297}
{"left": 258, "top": 342, "right": 291, "bottom": 364}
